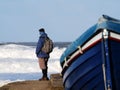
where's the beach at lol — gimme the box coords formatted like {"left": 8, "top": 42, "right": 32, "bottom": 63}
{"left": 0, "top": 42, "right": 69, "bottom": 87}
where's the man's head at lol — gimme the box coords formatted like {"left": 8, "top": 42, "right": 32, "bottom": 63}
{"left": 39, "top": 28, "right": 45, "bottom": 35}
{"left": 39, "top": 28, "right": 45, "bottom": 32}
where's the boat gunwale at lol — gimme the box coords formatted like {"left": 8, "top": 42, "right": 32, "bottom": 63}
{"left": 61, "top": 30, "right": 120, "bottom": 75}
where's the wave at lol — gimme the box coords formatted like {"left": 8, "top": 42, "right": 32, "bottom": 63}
{"left": 0, "top": 44, "right": 66, "bottom": 73}
{"left": 0, "top": 44, "right": 66, "bottom": 59}
{"left": 0, "top": 44, "right": 35, "bottom": 59}
{"left": 0, "top": 44, "right": 66, "bottom": 86}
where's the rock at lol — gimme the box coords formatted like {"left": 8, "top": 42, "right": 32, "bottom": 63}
{"left": 0, "top": 73, "right": 64, "bottom": 90}
{"left": 0, "top": 80, "right": 51, "bottom": 90}
{"left": 50, "top": 73, "right": 64, "bottom": 90}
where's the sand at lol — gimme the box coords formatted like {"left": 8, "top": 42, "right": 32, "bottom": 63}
{"left": 0, "top": 73, "right": 64, "bottom": 90}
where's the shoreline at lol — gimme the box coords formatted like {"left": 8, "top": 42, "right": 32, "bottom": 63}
{"left": 0, "top": 73, "right": 64, "bottom": 90}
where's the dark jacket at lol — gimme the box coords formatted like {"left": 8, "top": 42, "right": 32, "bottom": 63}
{"left": 36, "top": 32, "right": 49, "bottom": 58}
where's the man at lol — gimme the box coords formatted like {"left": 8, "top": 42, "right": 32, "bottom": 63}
{"left": 36, "top": 28, "right": 49, "bottom": 81}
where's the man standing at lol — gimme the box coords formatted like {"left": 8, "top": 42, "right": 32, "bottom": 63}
{"left": 36, "top": 28, "right": 50, "bottom": 81}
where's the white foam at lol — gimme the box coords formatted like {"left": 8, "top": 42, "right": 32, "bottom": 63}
{"left": 0, "top": 44, "right": 66, "bottom": 87}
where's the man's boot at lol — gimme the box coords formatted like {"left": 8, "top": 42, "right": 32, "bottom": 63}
{"left": 43, "top": 69, "right": 49, "bottom": 80}
{"left": 39, "top": 69, "right": 49, "bottom": 81}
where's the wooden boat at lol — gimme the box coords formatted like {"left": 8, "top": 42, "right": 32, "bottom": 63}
{"left": 60, "top": 15, "right": 120, "bottom": 90}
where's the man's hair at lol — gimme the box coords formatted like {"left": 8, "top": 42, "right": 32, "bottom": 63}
{"left": 39, "top": 28, "right": 45, "bottom": 32}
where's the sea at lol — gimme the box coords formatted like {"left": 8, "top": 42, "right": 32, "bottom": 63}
{"left": 0, "top": 42, "right": 71, "bottom": 87}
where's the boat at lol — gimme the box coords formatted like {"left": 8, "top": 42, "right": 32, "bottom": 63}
{"left": 60, "top": 15, "right": 120, "bottom": 90}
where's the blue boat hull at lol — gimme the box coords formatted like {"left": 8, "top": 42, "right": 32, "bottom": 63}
{"left": 63, "top": 39, "right": 120, "bottom": 90}
{"left": 63, "top": 42, "right": 104, "bottom": 90}
{"left": 109, "top": 39, "right": 120, "bottom": 90}
{"left": 60, "top": 15, "right": 120, "bottom": 90}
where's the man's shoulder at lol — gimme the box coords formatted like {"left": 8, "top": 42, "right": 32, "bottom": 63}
{"left": 41, "top": 33, "right": 48, "bottom": 37}
{"left": 40, "top": 35, "right": 46, "bottom": 39}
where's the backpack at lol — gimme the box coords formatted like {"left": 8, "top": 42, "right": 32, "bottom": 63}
{"left": 41, "top": 37, "right": 53, "bottom": 53}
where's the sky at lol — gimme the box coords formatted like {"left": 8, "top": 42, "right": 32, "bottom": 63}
{"left": 0, "top": 0, "right": 120, "bottom": 42}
